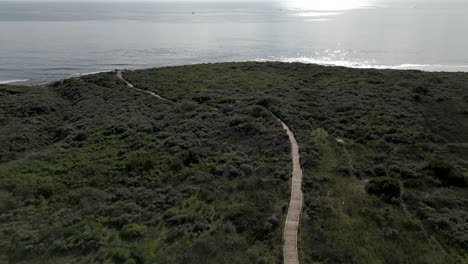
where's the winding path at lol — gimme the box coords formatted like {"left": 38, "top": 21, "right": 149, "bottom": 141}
{"left": 116, "top": 70, "right": 171, "bottom": 102}
{"left": 116, "top": 70, "right": 303, "bottom": 264}
{"left": 281, "top": 121, "right": 303, "bottom": 264}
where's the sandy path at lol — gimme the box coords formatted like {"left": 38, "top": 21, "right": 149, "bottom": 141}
{"left": 280, "top": 121, "right": 303, "bottom": 264}
{"left": 116, "top": 70, "right": 171, "bottom": 102}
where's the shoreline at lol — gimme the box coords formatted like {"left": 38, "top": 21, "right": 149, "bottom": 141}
{"left": 0, "top": 79, "right": 30, "bottom": 85}
{"left": 2, "top": 60, "right": 468, "bottom": 87}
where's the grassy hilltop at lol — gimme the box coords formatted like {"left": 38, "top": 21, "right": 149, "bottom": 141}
{"left": 0, "top": 62, "right": 467, "bottom": 264}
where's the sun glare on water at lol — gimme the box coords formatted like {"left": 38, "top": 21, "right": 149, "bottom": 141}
{"left": 284, "top": 0, "right": 373, "bottom": 11}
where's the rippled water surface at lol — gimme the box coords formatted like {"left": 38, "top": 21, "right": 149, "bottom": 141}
{"left": 1, "top": 0, "right": 468, "bottom": 84}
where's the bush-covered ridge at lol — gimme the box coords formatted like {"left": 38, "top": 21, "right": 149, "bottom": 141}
{"left": 123, "top": 62, "right": 467, "bottom": 263}
{"left": 1, "top": 62, "right": 467, "bottom": 264}
{"left": 0, "top": 72, "right": 291, "bottom": 264}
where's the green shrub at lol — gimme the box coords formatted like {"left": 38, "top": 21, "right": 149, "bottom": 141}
{"left": 238, "top": 122, "right": 262, "bottom": 134}
{"left": 229, "top": 115, "right": 253, "bottom": 127}
{"left": 0, "top": 190, "right": 16, "bottom": 211}
{"left": 180, "top": 101, "right": 197, "bottom": 111}
{"left": 73, "top": 131, "right": 87, "bottom": 142}
{"left": 372, "top": 164, "right": 387, "bottom": 176}
{"left": 125, "top": 152, "right": 154, "bottom": 172}
{"left": 36, "top": 182, "right": 56, "bottom": 199}
{"left": 249, "top": 106, "right": 268, "bottom": 118}
{"left": 427, "top": 157, "right": 467, "bottom": 187}
{"left": 111, "top": 248, "right": 131, "bottom": 263}
{"left": 170, "top": 155, "right": 183, "bottom": 170}
{"left": 256, "top": 97, "right": 279, "bottom": 108}
{"left": 192, "top": 93, "right": 211, "bottom": 103}
{"left": 412, "top": 86, "right": 430, "bottom": 95}
{"left": 229, "top": 115, "right": 263, "bottom": 134}
{"left": 120, "top": 224, "right": 147, "bottom": 240}
{"left": 366, "top": 177, "right": 402, "bottom": 202}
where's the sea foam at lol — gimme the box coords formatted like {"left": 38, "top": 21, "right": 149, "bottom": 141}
{"left": 256, "top": 57, "right": 468, "bottom": 72}
{"left": 0, "top": 79, "right": 29, "bottom": 84}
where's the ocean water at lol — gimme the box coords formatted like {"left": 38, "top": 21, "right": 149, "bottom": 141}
{"left": 1, "top": 0, "right": 468, "bottom": 84}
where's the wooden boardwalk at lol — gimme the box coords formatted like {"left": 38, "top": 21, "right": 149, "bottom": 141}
{"left": 280, "top": 121, "right": 303, "bottom": 264}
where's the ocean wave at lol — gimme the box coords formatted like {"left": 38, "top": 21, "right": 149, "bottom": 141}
{"left": 295, "top": 12, "right": 341, "bottom": 17}
{"left": 71, "top": 70, "right": 110, "bottom": 77}
{"left": 255, "top": 57, "right": 468, "bottom": 72}
{"left": 0, "top": 79, "right": 29, "bottom": 84}
{"left": 304, "top": 18, "right": 331, "bottom": 22}
{"left": 389, "top": 64, "right": 468, "bottom": 69}
{"left": 284, "top": 0, "right": 373, "bottom": 12}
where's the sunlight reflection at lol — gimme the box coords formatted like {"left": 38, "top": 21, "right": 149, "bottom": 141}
{"left": 304, "top": 19, "right": 331, "bottom": 22}
{"left": 284, "top": 0, "right": 373, "bottom": 11}
{"left": 296, "top": 12, "right": 342, "bottom": 17}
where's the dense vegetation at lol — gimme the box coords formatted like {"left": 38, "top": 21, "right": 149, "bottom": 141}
{"left": 1, "top": 62, "right": 467, "bottom": 263}
{"left": 0, "top": 72, "right": 290, "bottom": 263}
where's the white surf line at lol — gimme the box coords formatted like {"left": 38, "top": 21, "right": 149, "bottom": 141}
{"left": 280, "top": 120, "right": 304, "bottom": 264}
{"left": 0, "top": 79, "right": 29, "bottom": 84}
{"left": 116, "top": 70, "right": 172, "bottom": 103}
{"left": 255, "top": 58, "right": 468, "bottom": 72}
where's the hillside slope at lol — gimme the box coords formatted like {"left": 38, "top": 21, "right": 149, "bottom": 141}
{"left": 124, "top": 62, "right": 468, "bottom": 263}
{"left": 1, "top": 62, "right": 467, "bottom": 263}
{"left": 0, "top": 72, "right": 290, "bottom": 264}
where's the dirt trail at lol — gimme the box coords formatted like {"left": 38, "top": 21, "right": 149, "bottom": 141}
{"left": 280, "top": 121, "right": 303, "bottom": 264}
{"left": 116, "top": 70, "right": 171, "bottom": 102}
{"left": 117, "top": 69, "right": 303, "bottom": 263}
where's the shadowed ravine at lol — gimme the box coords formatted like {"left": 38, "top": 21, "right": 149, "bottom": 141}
{"left": 115, "top": 70, "right": 304, "bottom": 264}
